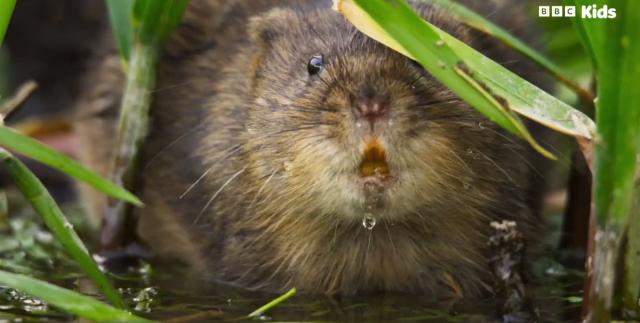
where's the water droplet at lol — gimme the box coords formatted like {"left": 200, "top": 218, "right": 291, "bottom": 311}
{"left": 466, "top": 147, "right": 474, "bottom": 155}
{"left": 356, "top": 121, "right": 364, "bottom": 128}
{"left": 463, "top": 181, "right": 472, "bottom": 190}
{"left": 362, "top": 214, "right": 377, "bottom": 230}
{"left": 363, "top": 181, "right": 384, "bottom": 211}
{"left": 7, "top": 289, "right": 49, "bottom": 313}
{"left": 478, "top": 122, "right": 485, "bottom": 129}
{"left": 435, "top": 39, "right": 445, "bottom": 47}
{"left": 63, "top": 222, "right": 73, "bottom": 229}
{"left": 133, "top": 287, "right": 158, "bottom": 313}
{"left": 437, "top": 61, "right": 446, "bottom": 69}
{"left": 35, "top": 231, "right": 53, "bottom": 243}
{"left": 544, "top": 264, "right": 567, "bottom": 277}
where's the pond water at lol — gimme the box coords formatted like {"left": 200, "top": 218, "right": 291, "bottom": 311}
{"left": 137, "top": 262, "right": 583, "bottom": 322}
{"left": 0, "top": 194, "right": 584, "bottom": 322}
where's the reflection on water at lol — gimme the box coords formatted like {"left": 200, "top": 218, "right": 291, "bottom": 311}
{"left": 0, "top": 197, "right": 584, "bottom": 322}
{"left": 0, "top": 256, "right": 583, "bottom": 322}
{"left": 115, "top": 258, "right": 583, "bottom": 323}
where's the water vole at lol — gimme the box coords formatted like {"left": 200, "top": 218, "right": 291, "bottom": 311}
{"left": 76, "top": 0, "right": 548, "bottom": 297}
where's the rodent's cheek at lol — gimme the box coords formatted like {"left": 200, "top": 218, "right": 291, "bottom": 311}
{"left": 281, "top": 134, "right": 364, "bottom": 216}
{"left": 383, "top": 133, "right": 470, "bottom": 215}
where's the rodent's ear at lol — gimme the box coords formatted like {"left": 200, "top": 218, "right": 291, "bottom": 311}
{"left": 248, "top": 8, "right": 298, "bottom": 45}
{"left": 407, "top": 1, "right": 473, "bottom": 44}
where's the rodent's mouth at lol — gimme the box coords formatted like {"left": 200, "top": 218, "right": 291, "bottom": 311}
{"left": 359, "top": 138, "right": 389, "bottom": 178}
{"left": 358, "top": 138, "right": 393, "bottom": 211}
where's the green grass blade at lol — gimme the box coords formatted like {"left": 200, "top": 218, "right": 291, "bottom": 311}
{"left": 106, "top": 0, "right": 134, "bottom": 62}
{"left": 440, "top": 31, "right": 595, "bottom": 141}
{"left": 248, "top": 288, "right": 297, "bottom": 318}
{"left": 0, "top": 148, "right": 126, "bottom": 308}
{"left": 568, "top": 0, "right": 608, "bottom": 69}
{"left": 106, "top": 0, "right": 189, "bottom": 61}
{"left": 103, "top": 42, "right": 156, "bottom": 247}
{"left": 429, "top": 0, "right": 593, "bottom": 102}
{"left": 0, "top": 270, "right": 151, "bottom": 322}
{"left": 102, "top": 0, "right": 189, "bottom": 247}
{"left": 336, "top": 0, "right": 517, "bottom": 132}
{"left": 0, "top": 0, "right": 15, "bottom": 46}
{"left": 133, "top": 0, "right": 190, "bottom": 45}
{"left": 335, "top": 0, "right": 595, "bottom": 159}
{"left": 563, "top": 0, "right": 600, "bottom": 70}
{"left": 0, "top": 126, "right": 142, "bottom": 206}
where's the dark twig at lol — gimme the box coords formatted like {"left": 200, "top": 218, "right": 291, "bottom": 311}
{"left": 0, "top": 81, "right": 38, "bottom": 121}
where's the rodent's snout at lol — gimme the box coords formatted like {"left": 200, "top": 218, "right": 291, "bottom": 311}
{"left": 351, "top": 92, "right": 390, "bottom": 133}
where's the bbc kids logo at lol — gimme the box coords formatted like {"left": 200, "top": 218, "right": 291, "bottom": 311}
{"left": 538, "top": 5, "right": 616, "bottom": 18}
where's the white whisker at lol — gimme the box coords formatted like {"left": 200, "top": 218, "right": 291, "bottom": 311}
{"left": 248, "top": 168, "right": 279, "bottom": 209}
{"left": 180, "top": 167, "right": 213, "bottom": 199}
{"left": 383, "top": 220, "right": 398, "bottom": 254}
{"left": 478, "top": 151, "right": 516, "bottom": 185}
{"left": 194, "top": 167, "right": 246, "bottom": 224}
{"left": 179, "top": 145, "right": 242, "bottom": 199}
{"left": 144, "top": 125, "right": 203, "bottom": 170}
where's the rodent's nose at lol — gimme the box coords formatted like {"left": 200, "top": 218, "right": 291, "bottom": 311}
{"left": 352, "top": 96, "right": 389, "bottom": 130}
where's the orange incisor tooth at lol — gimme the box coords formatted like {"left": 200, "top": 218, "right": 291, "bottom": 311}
{"left": 360, "top": 138, "right": 389, "bottom": 177}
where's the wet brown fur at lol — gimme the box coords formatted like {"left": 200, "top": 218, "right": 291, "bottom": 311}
{"left": 76, "top": 0, "right": 549, "bottom": 298}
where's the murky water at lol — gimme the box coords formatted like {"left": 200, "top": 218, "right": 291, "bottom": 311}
{"left": 0, "top": 196, "right": 585, "bottom": 322}
{"left": 129, "top": 255, "right": 582, "bottom": 322}
{"left": 0, "top": 254, "right": 585, "bottom": 322}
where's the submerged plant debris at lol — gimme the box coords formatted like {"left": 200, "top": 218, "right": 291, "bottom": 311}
{"left": 487, "top": 220, "right": 537, "bottom": 322}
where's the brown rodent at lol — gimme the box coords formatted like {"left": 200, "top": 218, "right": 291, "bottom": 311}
{"left": 76, "top": 0, "right": 550, "bottom": 298}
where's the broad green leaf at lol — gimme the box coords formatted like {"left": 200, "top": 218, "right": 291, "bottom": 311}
{"left": 429, "top": 0, "right": 592, "bottom": 102}
{"left": 107, "top": 0, "right": 134, "bottom": 62}
{"left": 592, "top": 0, "right": 640, "bottom": 230}
{"left": 579, "top": 0, "right": 640, "bottom": 312}
{"left": 334, "top": 0, "right": 595, "bottom": 159}
{"left": 0, "top": 0, "right": 15, "bottom": 46}
{"left": 0, "top": 148, "right": 126, "bottom": 308}
{"left": 0, "top": 126, "right": 142, "bottom": 206}
{"left": 0, "top": 270, "right": 151, "bottom": 322}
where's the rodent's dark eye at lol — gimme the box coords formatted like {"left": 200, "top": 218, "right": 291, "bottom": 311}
{"left": 307, "top": 54, "right": 325, "bottom": 76}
